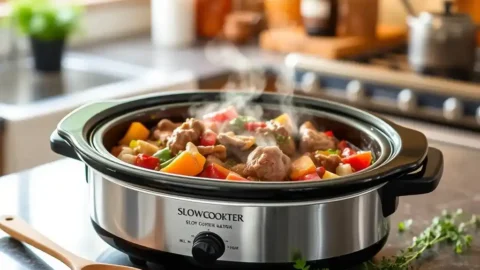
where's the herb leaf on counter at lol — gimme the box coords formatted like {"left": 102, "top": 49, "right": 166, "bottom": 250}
{"left": 397, "top": 219, "right": 413, "bottom": 232}
{"left": 293, "top": 209, "right": 479, "bottom": 270}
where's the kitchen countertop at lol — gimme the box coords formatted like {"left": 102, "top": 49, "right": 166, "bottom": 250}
{"left": 0, "top": 36, "right": 283, "bottom": 121}
{"left": 0, "top": 128, "right": 479, "bottom": 269}
{"left": 77, "top": 36, "right": 288, "bottom": 78}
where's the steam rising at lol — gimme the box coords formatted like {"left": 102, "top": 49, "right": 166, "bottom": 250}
{"left": 187, "top": 39, "right": 303, "bottom": 151}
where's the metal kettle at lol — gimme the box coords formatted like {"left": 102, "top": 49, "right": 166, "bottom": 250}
{"left": 404, "top": 0, "right": 478, "bottom": 81}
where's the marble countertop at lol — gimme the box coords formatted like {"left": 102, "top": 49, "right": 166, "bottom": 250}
{"left": 0, "top": 133, "right": 479, "bottom": 269}
{"left": 0, "top": 36, "right": 285, "bottom": 122}
{"left": 77, "top": 37, "right": 287, "bottom": 78}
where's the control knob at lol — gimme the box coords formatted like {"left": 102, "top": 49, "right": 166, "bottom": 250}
{"left": 397, "top": 89, "right": 417, "bottom": 112}
{"left": 346, "top": 80, "right": 365, "bottom": 102}
{"left": 443, "top": 97, "right": 464, "bottom": 121}
{"left": 300, "top": 72, "right": 320, "bottom": 93}
{"left": 191, "top": 231, "right": 225, "bottom": 264}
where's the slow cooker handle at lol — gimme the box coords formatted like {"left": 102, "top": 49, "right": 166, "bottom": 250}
{"left": 50, "top": 130, "right": 81, "bottom": 161}
{"left": 51, "top": 100, "right": 122, "bottom": 162}
{"left": 392, "top": 147, "right": 443, "bottom": 196}
{"left": 381, "top": 147, "right": 443, "bottom": 217}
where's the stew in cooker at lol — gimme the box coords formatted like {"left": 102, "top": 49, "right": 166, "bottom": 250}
{"left": 110, "top": 106, "right": 374, "bottom": 181}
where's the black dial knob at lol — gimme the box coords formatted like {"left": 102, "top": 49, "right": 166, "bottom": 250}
{"left": 191, "top": 231, "right": 225, "bottom": 264}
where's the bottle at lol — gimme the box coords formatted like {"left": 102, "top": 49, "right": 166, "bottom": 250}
{"left": 196, "top": 0, "right": 232, "bottom": 38}
{"left": 337, "top": 0, "right": 378, "bottom": 38}
{"left": 264, "top": 0, "right": 302, "bottom": 29}
{"left": 456, "top": 0, "right": 480, "bottom": 47}
{"left": 151, "top": 0, "right": 196, "bottom": 47}
{"left": 301, "top": 0, "right": 338, "bottom": 36}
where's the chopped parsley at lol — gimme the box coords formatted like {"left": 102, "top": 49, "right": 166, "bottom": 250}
{"left": 229, "top": 115, "right": 256, "bottom": 132}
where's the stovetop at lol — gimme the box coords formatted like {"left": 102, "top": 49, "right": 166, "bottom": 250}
{"left": 285, "top": 50, "right": 480, "bottom": 133}
{"left": 349, "top": 47, "right": 480, "bottom": 83}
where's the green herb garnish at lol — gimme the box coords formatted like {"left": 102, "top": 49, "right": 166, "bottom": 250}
{"left": 229, "top": 115, "right": 256, "bottom": 132}
{"left": 326, "top": 149, "right": 340, "bottom": 155}
{"left": 274, "top": 133, "right": 290, "bottom": 144}
{"left": 294, "top": 209, "right": 479, "bottom": 270}
{"left": 293, "top": 257, "right": 310, "bottom": 270}
{"left": 398, "top": 219, "right": 412, "bottom": 232}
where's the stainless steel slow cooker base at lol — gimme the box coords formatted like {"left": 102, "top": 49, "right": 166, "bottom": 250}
{"left": 92, "top": 220, "right": 389, "bottom": 270}
{"left": 88, "top": 168, "right": 390, "bottom": 266}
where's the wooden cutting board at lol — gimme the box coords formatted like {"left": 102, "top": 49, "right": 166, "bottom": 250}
{"left": 259, "top": 25, "right": 407, "bottom": 59}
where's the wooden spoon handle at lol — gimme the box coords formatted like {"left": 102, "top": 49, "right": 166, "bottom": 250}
{"left": 0, "top": 215, "right": 89, "bottom": 270}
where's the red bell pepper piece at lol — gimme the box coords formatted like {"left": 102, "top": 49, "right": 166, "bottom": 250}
{"left": 200, "top": 130, "right": 217, "bottom": 146}
{"left": 135, "top": 154, "right": 159, "bottom": 170}
{"left": 341, "top": 147, "right": 357, "bottom": 158}
{"left": 341, "top": 151, "right": 372, "bottom": 172}
{"left": 324, "top": 130, "right": 334, "bottom": 137}
{"left": 338, "top": 140, "right": 348, "bottom": 151}
{"left": 295, "top": 172, "right": 321, "bottom": 181}
{"left": 203, "top": 106, "right": 238, "bottom": 123}
{"left": 316, "top": 167, "right": 326, "bottom": 178}
{"left": 245, "top": 121, "right": 267, "bottom": 131}
{"left": 199, "top": 163, "right": 230, "bottom": 179}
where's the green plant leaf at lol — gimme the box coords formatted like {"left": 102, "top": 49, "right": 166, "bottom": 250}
{"left": 6, "top": 0, "right": 83, "bottom": 41}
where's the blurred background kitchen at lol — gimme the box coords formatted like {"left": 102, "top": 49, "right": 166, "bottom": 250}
{"left": 0, "top": 0, "right": 478, "bottom": 176}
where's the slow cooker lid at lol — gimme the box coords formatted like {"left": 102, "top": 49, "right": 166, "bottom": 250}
{"left": 57, "top": 90, "right": 428, "bottom": 200}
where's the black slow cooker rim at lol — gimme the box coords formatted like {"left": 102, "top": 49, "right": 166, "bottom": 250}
{"left": 55, "top": 90, "right": 428, "bottom": 200}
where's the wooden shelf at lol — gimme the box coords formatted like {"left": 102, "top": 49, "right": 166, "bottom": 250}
{"left": 259, "top": 25, "right": 407, "bottom": 59}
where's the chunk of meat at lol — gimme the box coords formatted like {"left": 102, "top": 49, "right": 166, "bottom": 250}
{"left": 153, "top": 119, "right": 182, "bottom": 144}
{"left": 299, "top": 121, "right": 336, "bottom": 152}
{"left": 256, "top": 120, "right": 296, "bottom": 156}
{"left": 278, "top": 137, "right": 296, "bottom": 157}
{"left": 111, "top": 146, "right": 132, "bottom": 157}
{"left": 313, "top": 153, "right": 342, "bottom": 172}
{"left": 119, "top": 154, "right": 136, "bottom": 165}
{"left": 153, "top": 130, "right": 171, "bottom": 145}
{"left": 112, "top": 146, "right": 136, "bottom": 165}
{"left": 230, "top": 163, "right": 246, "bottom": 176}
{"left": 257, "top": 120, "right": 290, "bottom": 137}
{"left": 243, "top": 146, "right": 291, "bottom": 181}
{"left": 197, "top": 145, "right": 227, "bottom": 160}
{"left": 158, "top": 119, "right": 182, "bottom": 131}
{"left": 167, "top": 118, "right": 205, "bottom": 155}
{"left": 204, "top": 120, "right": 219, "bottom": 134}
{"left": 217, "top": 133, "right": 255, "bottom": 151}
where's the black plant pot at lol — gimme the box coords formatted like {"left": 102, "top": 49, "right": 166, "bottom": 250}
{"left": 30, "top": 37, "right": 65, "bottom": 73}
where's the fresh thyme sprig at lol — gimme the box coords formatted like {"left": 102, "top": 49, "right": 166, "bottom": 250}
{"left": 293, "top": 209, "right": 480, "bottom": 270}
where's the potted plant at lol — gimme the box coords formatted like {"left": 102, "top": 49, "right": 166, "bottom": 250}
{"left": 6, "top": 0, "right": 83, "bottom": 72}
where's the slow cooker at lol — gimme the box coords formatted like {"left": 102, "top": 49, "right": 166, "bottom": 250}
{"left": 50, "top": 90, "right": 443, "bottom": 269}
